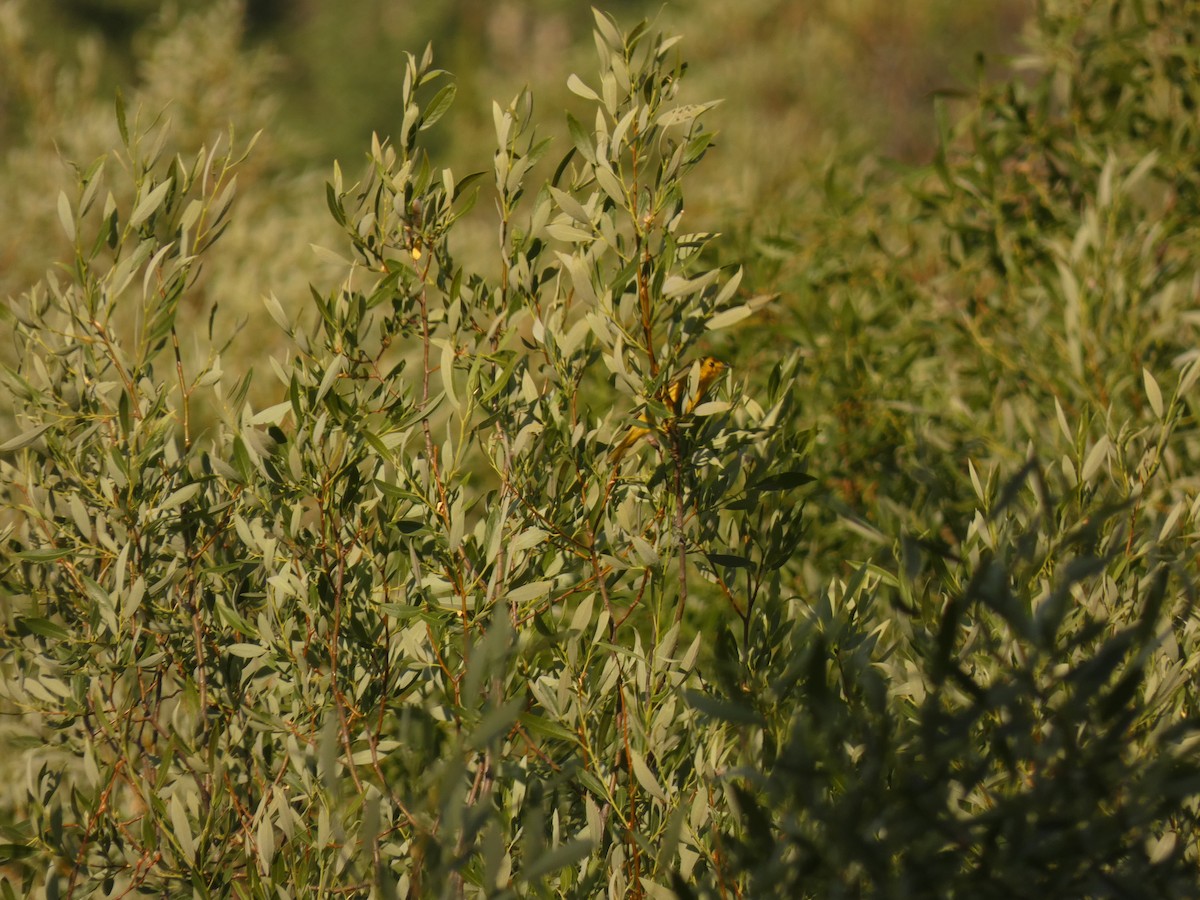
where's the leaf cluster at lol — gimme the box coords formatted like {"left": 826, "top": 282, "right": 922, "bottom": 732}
{"left": 4, "top": 2, "right": 1200, "bottom": 898}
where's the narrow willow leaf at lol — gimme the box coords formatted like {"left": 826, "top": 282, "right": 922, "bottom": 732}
{"left": 566, "top": 73, "right": 599, "bottom": 101}
{"left": 440, "top": 340, "right": 460, "bottom": 413}
{"left": 160, "top": 483, "right": 201, "bottom": 512}
{"left": 315, "top": 354, "right": 345, "bottom": 404}
{"left": 263, "top": 293, "right": 290, "bottom": 332}
{"left": 549, "top": 186, "right": 591, "bottom": 226}
{"left": 519, "top": 837, "right": 596, "bottom": 883}
{"left": 169, "top": 793, "right": 196, "bottom": 864}
{"left": 705, "top": 304, "right": 753, "bottom": 331}
{"left": 511, "top": 527, "right": 548, "bottom": 552}
{"left": 594, "top": 163, "right": 626, "bottom": 204}
{"left": 518, "top": 712, "right": 577, "bottom": 743}
{"left": 125, "top": 576, "right": 146, "bottom": 619}
{"left": 968, "top": 460, "right": 984, "bottom": 503}
{"left": 557, "top": 252, "right": 597, "bottom": 306}
{"left": 592, "top": 8, "right": 623, "bottom": 50}
{"left": 227, "top": 643, "right": 268, "bottom": 659}
{"left": 14, "top": 548, "right": 73, "bottom": 563}
{"left": 705, "top": 552, "right": 752, "bottom": 570}
{"left": 420, "top": 83, "right": 457, "bottom": 131}
{"left": 1081, "top": 435, "right": 1111, "bottom": 483}
{"left": 566, "top": 113, "right": 595, "bottom": 164}
{"left": 656, "top": 101, "right": 722, "bottom": 128}
{"left": 1159, "top": 501, "right": 1184, "bottom": 542}
{"left": 682, "top": 689, "right": 766, "bottom": 725}
{"left": 57, "top": 190, "right": 75, "bottom": 242}
{"left": 129, "top": 178, "right": 173, "bottom": 229}
{"left": 712, "top": 267, "right": 744, "bottom": 308}
{"left": 630, "top": 749, "right": 667, "bottom": 802}
{"left": 569, "top": 593, "right": 595, "bottom": 634}
{"left": 447, "top": 492, "right": 465, "bottom": 553}
{"left": 469, "top": 696, "right": 524, "bottom": 749}
{"left": 492, "top": 99, "right": 510, "bottom": 147}
{"left": 507, "top": 580, "right": 553, "bottom": 607}
{"left": 256, "top": 811, "right": 276, "bottom": 872}
{"left": 1143, "top": 367, "right": 1164, "bottom": 419}
{"left": 545, "top": 222, "right": 594, "bottom": 243}
{"left": 750, "top": 471, "right": 814, "bottom": 492}
{"left": 610, "top": 105, "right": 637, "bottom": 152}
{"left": 1054, "top": 396, "right": 1072, "bottom": 443}
{"left": 0, "top": 423, "right": 53, "bottom": 452}
{"left": 631, "top": 534, "right": 660, "bottom": 567}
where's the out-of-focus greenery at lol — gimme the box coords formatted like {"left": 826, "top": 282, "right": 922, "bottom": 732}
{"left": 5, "top": 0, "right": 1200, "bottom": 897}
{"left": 0, "top": 0, "right": 1028, "bottom": 293}
{"left": 0, "top": 0, "right": 1028, "bottom": 407}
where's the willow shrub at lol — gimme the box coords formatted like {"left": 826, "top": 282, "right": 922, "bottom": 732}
{"left": 5, "top": 5, "right": 1200, "bottom": 900}
{"left": 0, "top": 11, "right": 805, "bottom": 897}
{"left": 719, "top": 0, "right": 1200, "bottom": 895}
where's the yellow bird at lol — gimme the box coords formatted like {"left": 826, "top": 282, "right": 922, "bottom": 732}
{"left": 609, "top": 356, "right": 727, "bottom": 463}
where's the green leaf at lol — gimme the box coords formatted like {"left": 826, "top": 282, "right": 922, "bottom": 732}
{"left": 263, "top": 292, "right": 291, "bottom": 332}
{"left": 576, "top": 769, "right": 611, "bottom": 804}
{"left": 129, "top": 178, "right": 173, "bottom": 229}
{"left": 519, "top": 837, "right": 596, "bottom": 883}
{"left": 14, "top": 548, "right": 73, "bottom": 563}
{"left": 227, "top": 643, "right": 268, "bottom": 659}
{"left": 1143, "top": 367, "right": 1163, "bottom": 419}
{"left": 705, "top": 552, "right": 752, "bottom": 570}
{"left": 469, "top": 697, "right": 525, "bottom": 749}
{"left": 566, "top": 73, "right": 599, "bottom": 102}
{"left": 566, "top": 113, "right": 595, "bottom": 164}
{"left": 518, "top": 712, "right": 578, "bottom": 743}
{"left": 594, "top": 163, "right": 627, "bottom": 205}
{"left": 592, "top": 8, "right": 624, "bottom": 50}
{"left": 169, "top": 793, "right": 196, "bottom": 864}
{"left": 0, "top": 843, "right": 36, "bottom": 864}
{"left": 706, "top": 304, "right": 753, "bottom": 331}
{"left": 57, "top": 190, "right": 75, "bottom": 242}
{"left": 657, "top": 102, "right": 722, "bottom": 128}
{"left": 1081, "top": 435, "right": 1111, "bottom": 483}
{"left": 549, "top": 186, "right": 591, "bottom": 226}
{"left": 681, "top": 690, "right": 765, "bottom": 725}
{"left": 631, "top": 535, "right": 660, "bottom": 567}
{"left": 325, "top": 180, "right": 346, "bottom": 225}
{"left": 454, "top": 170, "right": 487, "bottom": 200}
{"left": 160, "top": 483, "right": 201, "bottom": 512}
{"left": 508, "top": 579, "right": 553, "bottom": 607}
{"left": 545, "top": 221, "right": 594, "bottom": 243}
{"left": 629, "top": 749, "right": 667, "bottom": 803}
{"left": 17, "top": 617, "right": 70, "bottom": 641}
{"left": 420, "top": 83, "right": 457, "bottom": 131}
{"left": 0, "top": 423, "right": 53, "bottom": 452}
{"left": 440, "top": 340, "right": 460, "bottom": 413}
{"left": 115, "top": 88, "right": 129, "bottom": 145}
{"left": 315, "top": 354, "right": 345, "bottom": 404}
{"left": 751, "top": 471, "right": 814, "bottom": 491}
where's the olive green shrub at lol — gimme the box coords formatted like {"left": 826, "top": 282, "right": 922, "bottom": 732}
{"left": 0, "top": 11, "right": 801, "bottom": 896}
{"left": 716, "top": 0, "right": 1200, "bottom": 894}
{"left": 4, "top": 2, "right": 1200, "bottom": 898}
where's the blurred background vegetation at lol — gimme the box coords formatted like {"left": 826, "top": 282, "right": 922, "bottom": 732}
{"left": 12, "top": 0, "right": 1031, "bottom": 162}
{"left": 2, "top": 0, "right": 1032, "bottom": 290}
{"left": 0, "top": 0, "right": 1034, "bottom": 441}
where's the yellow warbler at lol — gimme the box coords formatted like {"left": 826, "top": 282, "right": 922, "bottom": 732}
{"left": 609, "top": 357, "right": 727, "bottom": 463}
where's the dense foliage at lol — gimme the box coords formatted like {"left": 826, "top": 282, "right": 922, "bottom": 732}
{"left": 3, "top": 2, "right": 1200, "bottom": 897}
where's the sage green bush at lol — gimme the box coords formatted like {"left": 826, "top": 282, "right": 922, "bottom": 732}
{"left": 4, "top": 3, "right": 1200, "bottom": 899}
{"left": 0, "top": 11, "right": 800, "bottom": 896}
{"left": 720, "top": 0, "right": 1200, "bottom": 894}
